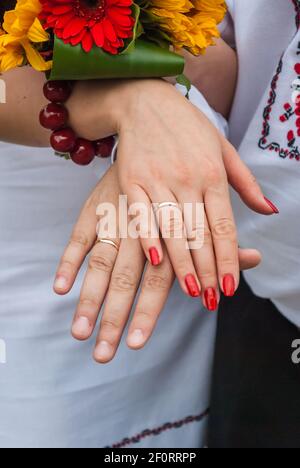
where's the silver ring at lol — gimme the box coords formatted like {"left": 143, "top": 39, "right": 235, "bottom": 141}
{"left": 154, "top": 202, "right": 181, "bottom": 213}
{"left": 95, "top": 238, "right": 119, "bottom": 252}
{"left": 110, "top": 136, "right": 119, "bottom": 165}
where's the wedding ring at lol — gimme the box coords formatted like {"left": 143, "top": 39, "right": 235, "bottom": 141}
{"left": 95, "top": 238, "right": 120, "bottom": 252}
{"left": 154, "top": 202, "right": 181, "bottom": 213}
{"left": 110, "top": 136, "right": 119, "bottom": 165}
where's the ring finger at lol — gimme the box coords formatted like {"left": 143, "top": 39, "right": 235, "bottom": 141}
{"left": 150, "top": 189, "right": 201, "bottom": 299}
{"left": 94, "top": 237, "right": 145, "bottom": 363}
{"left": 72, "top": 237, "right": 119, "bottom": 341}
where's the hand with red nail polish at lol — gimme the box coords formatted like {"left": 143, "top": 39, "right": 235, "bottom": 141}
{"left": 264, "top": 197, "right": 279, "bottom": 214}
{"left": 223, "top": 274, "right": 236, "bottom": 297}
{"left": 185, "top": 274, "right": 201, "bottom": 298}
{"left": 149, "top": 247, "right": 160, "bottom": 266}
{"left": 204, "top": 288, "right": 218, "bottom": 311}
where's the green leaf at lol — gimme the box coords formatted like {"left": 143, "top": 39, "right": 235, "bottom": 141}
{"left": 50, "top": 37, "right": 185, "bottom": 80}
{"left": 121, "top": 3, "right": 143, "bottom": 55}
{"left": 176, "top": 74, "right": 192, "bottom": 98}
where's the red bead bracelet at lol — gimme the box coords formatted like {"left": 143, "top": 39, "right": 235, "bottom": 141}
{"left": 39, "top": 80, "right": 115, "bottom": 166}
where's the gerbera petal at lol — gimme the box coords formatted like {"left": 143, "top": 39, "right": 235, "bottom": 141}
{"left": 62, "top": 17, "right": 86, "bottom": 39}
{"left": 102, "top": 18, "right": 117, "bottom": 43}
{"left": 52, "top": 5, "right": 74, "bottom": 15}
{"left": 55, "top": 12, "right": 76, "bottom": 29}
{"left": 69, "top": 27, "right": 86, "bottom": 45}
{"left": 91, "top": 22, "right": 105, "bottom": 48}
{"left": 40, "top": 0, "right": 135, "bottom": 54}
{"left": 81, "top": 30, "right": 94, "bottom": 53}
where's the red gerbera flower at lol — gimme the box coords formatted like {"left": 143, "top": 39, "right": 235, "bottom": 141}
{"left": 39, "top": 0, "right": 135, "bottom": 54}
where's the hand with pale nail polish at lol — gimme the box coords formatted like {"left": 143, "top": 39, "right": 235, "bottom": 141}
{"left": 54, "top": 165, "right": 176, "bottom": 363}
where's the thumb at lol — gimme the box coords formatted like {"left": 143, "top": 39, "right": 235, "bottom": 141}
{"left": 239, "top": 248, "right": 262, "bottom": 271}
{"left": 220, "top": 135, "right": 279, "bottom": 216}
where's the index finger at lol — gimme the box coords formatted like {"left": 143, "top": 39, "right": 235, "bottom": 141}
{"left": 54, "top": 200, "right": 97, "bottom": 295}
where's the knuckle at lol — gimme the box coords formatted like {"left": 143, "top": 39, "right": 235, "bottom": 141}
{"left": 175, "top": 257, "right": 191, "bottom": 276}
{"left": 187, "top": 222, "right": 206, "bottom": 249}
{"left": 206, "top": 166, "right": 224, "bottom": 186}
{"left": 59, "top": 258, "right": 75, "bottom": 271}
{"left": 101, "top": 317, "right": 121, "bottom": 333}
{"left": 212, "top": 218, "right": 237, "bottom": 240}
{"left": 78, "top": 297, "right": 99, "bottom": 311}
{"left": 249, "top": 174, "right": 258, "bottom": 186}
{"left": 202, "top": 227, "right": 213, "bottom": 246}
{"left": 199, "top": 273, "right": 216, "bottom": 283}
{"left": 69, "top": 231, "right": 90, "bottom": 248}
{"left": 240, "top": 175, "right": 259, "bottom": 196}
{"left": 219, "top": 257, "right": 237, "bottom": 268}
{"left": 161, "top": 214, "right": 184, "bottom": 238}
{"left": 134, "top": 309, "right": 153, "bottom": 322}
{"left": 143, "top": 274, "right": 170, "bottom": 291}
{"left": 89, "top": 254, "right": 114, "bottom": 273}
{"left": 174, "top": 165, "right": 193, "bottom": 186}
{"left": 111, "top": 268, "right": 137, "bottom": 292}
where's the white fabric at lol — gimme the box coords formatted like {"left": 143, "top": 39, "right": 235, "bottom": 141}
{"left": 0, "top": 87, "right": 226, "bottom": 448}
{"left": 223, "top": 0, "right": 300, "bottom": 326}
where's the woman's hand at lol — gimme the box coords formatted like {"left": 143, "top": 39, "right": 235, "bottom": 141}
{"left": 54, "top": 165, "right": 174, "bottom": 362}
{"left": 115, "top": 80, "right": 274, "bottom": 306}
{"left": 54, "top": 164, "right": 261, "bottom": 363}
{"left": 67, "top": 78, "right": 275, "bottom": 310}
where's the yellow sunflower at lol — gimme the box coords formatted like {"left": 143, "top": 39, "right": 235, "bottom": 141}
{"left": 0, "top": 0, "right": 51, "bottom": 73}
{"left": 148, "top": 0, "right": 227, "bottom": 55}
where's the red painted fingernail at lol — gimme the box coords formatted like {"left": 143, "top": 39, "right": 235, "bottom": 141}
{"left": 185, "top": 274, "right": 201, "bottom": 298}
{"left": 149, "top": 247, "right": 160, "bottom": 266}
{"left": 264, "top": 197, "right": 279, "bottom": 214}
{"left": 223, "top": 274, "right": 236, "bottom": 297}
{"left": 204, "top": 288, "right": 218, "bottom": 312}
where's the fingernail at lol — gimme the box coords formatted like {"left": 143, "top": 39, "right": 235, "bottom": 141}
{"left": 149, "top": 247, "right": 160, "bottom": 266}
{"left": 223, "top": 274, "right": 236, "bottom": 297}
{"left": 185, "top": 274, "right": 201, "bottom": 298}
{"left": 204, "top": 288, "right": 218, "bottom": 312}
{"left": 94, "top": 341, "right": 112, "bottom": 361}
{"left": 264, "top": 197, "right": 279, "bottom": 214}
{"left": 72, "top": 316, "right": 91, "bottom": 338}
{"left": 128, "top": 329, "right": 144, "bottom": 348}
{"left": 54, "top": 275, "right": 68, "bottom": 291}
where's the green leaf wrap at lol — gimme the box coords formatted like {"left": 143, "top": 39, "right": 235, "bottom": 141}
{"left": 49, "top": 37, "right": 185, "bottom": 81}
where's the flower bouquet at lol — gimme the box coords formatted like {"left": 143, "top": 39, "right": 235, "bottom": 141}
{"left": 0, "top": 0, "right": 227, "bottom": 164}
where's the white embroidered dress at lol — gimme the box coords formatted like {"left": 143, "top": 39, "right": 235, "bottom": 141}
{"left": 0, "top": 87, "right": 226, "bottom": 448}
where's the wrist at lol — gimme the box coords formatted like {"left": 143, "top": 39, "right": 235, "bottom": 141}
{"left": 65, "top": 78, "right": 176, "bottom": 141}
{"left": 66, "top": 80, "right": 123, "bottom": 140}
{"left": 116, "top": 79, "right": 177, "bottom": 132}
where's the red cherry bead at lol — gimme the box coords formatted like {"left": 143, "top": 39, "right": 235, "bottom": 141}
{"left": 43, "top": 81, "right": 72, "bottom": 103}
{"left": 70, "top": 138, "right": 95, "bottom": 166}
{"left": 50, "top": 128, "right": 77, "bottom": 153}
{"left": 93, "top": 136, "right": 115, "bottom": 158}
{"left": 39, "top": 103, "right": 68, "bottom": 131}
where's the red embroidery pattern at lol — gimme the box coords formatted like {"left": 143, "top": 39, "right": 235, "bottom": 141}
{"left": 258, "top": 0, "right": 300, "bottom": 161}
{"left": 106, "top": 409, "right": 209, "bottom": 448}
{"left": 294, "top": 0, "right": 300, "bottom": 28}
